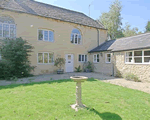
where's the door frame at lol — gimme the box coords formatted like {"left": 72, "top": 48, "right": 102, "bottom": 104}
{"left": 65, "top": 54, "right": 74, "bottom": 72}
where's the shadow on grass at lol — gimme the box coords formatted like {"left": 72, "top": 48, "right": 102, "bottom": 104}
{"left": 0, "top": 78, "right": 97, "bottom": 90}
{"left": 86, "top": 107, "right": 122, "bottom": 120}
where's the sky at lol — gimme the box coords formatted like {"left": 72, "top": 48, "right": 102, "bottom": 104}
{"left": 36, "top": 0, "right": 150, "bottom": 32}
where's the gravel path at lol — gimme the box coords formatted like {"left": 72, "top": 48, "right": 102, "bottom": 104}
{"left": 0, "top": 72, "right": 150, "bottom": 94}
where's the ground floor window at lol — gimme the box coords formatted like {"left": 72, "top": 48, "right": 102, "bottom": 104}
{"left": 78, "top": 54, "right": 87, "bottom": 62}
{"left": 105, "top": 53, "right": 111, "bottom": 63}
{"left": 38, "top": 52, "right": 54, "bottom": 64}
{"left": 93, "top": 54, "right": 99, "bottom": 63}
{"left": 125, "top": 50, "right": 150, "bottom": 64}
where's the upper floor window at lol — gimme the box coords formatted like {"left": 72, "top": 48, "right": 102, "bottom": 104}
{"left": 93, "top": 54, "right": 99, "bottom": 63}
{"left": 0, "top": 15, "right": 16, "bottom": 38}
{"left": 78, "top": 54, "right": 87, "bottom": 62}
{"left": 105, "top": 53, "right": 111, "bottom": 63}
{"left": 38, "top": 29, "right": 54, "bottom": 42}
{"left": 71, "top": 29, "right": 81, "bottom": 44}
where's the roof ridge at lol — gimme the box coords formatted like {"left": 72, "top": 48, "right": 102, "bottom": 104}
{"left": 31, "top": 0, "right": 86, "bottom": 15}
{"left": 116, "top": 32, "right": 150, "bottom": 41}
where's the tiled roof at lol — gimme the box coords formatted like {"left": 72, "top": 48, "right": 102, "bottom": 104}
{"left": 0, "top": 0, "right": 105, "bottom": 29}
{"left": 89, "top": 32, "right": 150, "bottom": 53}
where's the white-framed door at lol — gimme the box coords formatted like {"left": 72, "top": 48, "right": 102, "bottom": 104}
{"left": 65, "top": 54, "right": 74, "bottom": 72}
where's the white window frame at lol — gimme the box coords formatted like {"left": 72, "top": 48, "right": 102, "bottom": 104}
{"left": 125, "top": 49, "right": 150, "bottom": 64}
{"left": 105, "top": 53, "right": 111, "bottom": 63}
{"left": 37, "top": 52, "right": 54, "bottom": 64}
{"left": 93, "top": 54, "right": 99, "bottom": 63}
{"left": 78, "top": 54, "right": 88, "bottom": 62}
{"left": 0, "top": 22, "right": 16, "bottom": 38}
{"left": 38, "top": 29, "right": 54, "bottom": 42}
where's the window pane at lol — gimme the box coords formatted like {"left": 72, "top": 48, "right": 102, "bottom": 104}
{"left": 44, "top": 31, "right": 48, "bottom": 41}
{"left": 38, "top": 53, "right": 43, "bottom": 63}
{"left": 44, "top": 53, "right": 48, "bottom": 63}
{"left": 144, "top": 51, "right": 150, "bottom": 56}
{"left": 75, "top": 34, "right": 78, "bottom": 44}
{"left": 97, "top": 58, "right": 99, "bottom": 62}
{"left": 38, "top": 30, "right": 43, "bottom": 40}
{"left": 49, "top": 53, "right": 54, "bottom": 63}
{"left": 10, "top": 25, "right": 16, "bottom": 38}
{"left": 134, "top": 57, "right": 142, "bottom": 63}
{"left": 134, "top": 51, "right": 142, "bottom": 56}
{"left": 71, "top": 34, "right": 74, "bottom": 43}
{"left": 49, "top": 31, "right": 54, "bottom": 42}
{"left": 78, "top": 35, "right": 81, "bottom": 44}
{"left": 107, "top": 58, "right": 111, "bottom": 62}
{"left": 107, "top": 54, "right": 111, "bottom": 57}
{"left": 94, "top": 55, "right": 96, "bottom": 62}
{"left": 126, "top": 52, "right": 132, "bottom": 57}
{"left": 144, "top": 57, "right": 150, "bottom": 63}
{"left": 85, "top": 55, "right": 87, "bottom": 62}
{"left": 79, "top": 55, "right": 81, "bottom": 61}
{"left": 0, "top": 24, "right": 2, "bottom": 37}
{"left": 126, "top": 58, "right": 132, "bottom": 62}
{"left": 97, "top": 54, "right": 99, "bottom": 59}
{"left": 82, "top": 55, "right": 84, "bottom": 61}
{"left": 3, "top": 24, "right": 9, "bottom": 38}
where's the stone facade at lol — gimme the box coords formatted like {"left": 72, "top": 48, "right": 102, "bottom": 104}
{"left": 114, "top": 51, "right": 150, "bottom": 82}
{"left": 0, "top": 9, "right": 107, "bottom": 75}
{"left": 92, "top": 51, "right": 150, "bottom": 82}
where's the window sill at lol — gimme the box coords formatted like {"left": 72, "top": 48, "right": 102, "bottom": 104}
{"left": 105, "top": 62, "right": 111, "bottom": 64}
{"left": 38, "top": 40, "right": 54, "bottom": 43}
{"left": 125, "top": 63, "right": 150, "bottom": 65}
{"left": 38, "top": 63, "right": 54, "bottom": 65}
{"left": 93, "top": 62, "right": 99, "bottom": 64}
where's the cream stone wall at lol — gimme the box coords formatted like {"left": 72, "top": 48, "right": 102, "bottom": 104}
{"left": 0, "top": 10, "right": 107, "bottom": 75}
{"left": 89, "top": 52, "right": 113, "bottom": 75}
{"left": 114, "top": 52, "right": 150, "bottom": 82}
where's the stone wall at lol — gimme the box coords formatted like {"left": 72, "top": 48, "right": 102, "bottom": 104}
{"left": 114, "top": 52, "right": 150, "bottom": 82}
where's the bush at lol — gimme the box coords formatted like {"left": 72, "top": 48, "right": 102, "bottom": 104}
{"left": 124, "top": 73, "right": 141, "bottom": 82}
{"left": 0, "top": 38, "right": 36, "bottom": 80}
{"left": 54, "top": 57, "right": 65, "bottom": 70}
{"left": 115, "top": 70, "right": 122, "bottom": 78}
{"left": 83, "top": 61, "right": 95, "bottom": 72}
{"left": 75, "top": 65, "right": 82, "bottom": 72}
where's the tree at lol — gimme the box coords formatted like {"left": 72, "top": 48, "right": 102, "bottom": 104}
{"left": 123, "top": 22, "right": 142, "bottom": 37}
{"left": 0, "top": 37, "right": 36, "bottom": 79}
{"left": 145, "top": 21, "right": 150, "bottom": 32}
{"left": 98, "top": 0, "right": 123, "bottom": 39}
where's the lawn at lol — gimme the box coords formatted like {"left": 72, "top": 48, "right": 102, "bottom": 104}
{"left": 0, "top": 78, "right": 150, "bottom": 120}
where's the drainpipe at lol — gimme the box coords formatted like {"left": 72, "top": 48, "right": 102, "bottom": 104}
{"left": 97, "top": 29, "right": 99, "bottom": 46}
{"left": 112, "top": 52, "right": 114, "bottom": 76}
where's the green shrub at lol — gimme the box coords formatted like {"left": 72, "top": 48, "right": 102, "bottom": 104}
{"left": 75, "top": 65, "right": 82, "bottom": 72}
{"left": 115, "top": 70, "right": 122, "bottom": 78}
{"left": 0, "top": 38, "right": 36, "bottom": 80}
{"left": 124, "top": 73, "right": 141, "bottom": 82}
{"left": 83, "top": 61, "right": 95, "bottom": 72}
{"left": 54, "top": 58, "right": 65, "bottom": 70}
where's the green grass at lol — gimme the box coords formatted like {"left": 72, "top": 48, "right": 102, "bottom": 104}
{"left": 0, "top": 78, "right": 150, "bottom": 120}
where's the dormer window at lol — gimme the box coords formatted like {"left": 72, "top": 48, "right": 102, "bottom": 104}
{"left": 0, "top": 15, "right": 16, "bottom": 38}
{"left": 71, "top": 29, "right": 81, "bottom": 44}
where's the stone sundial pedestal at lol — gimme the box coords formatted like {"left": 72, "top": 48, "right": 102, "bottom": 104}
{"left": 70, "top": 76, "right": 88, "bottom": 111}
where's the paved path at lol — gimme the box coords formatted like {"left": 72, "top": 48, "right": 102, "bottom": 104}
{"left": 0, "top": 72, "right": 150, "bottom": 94}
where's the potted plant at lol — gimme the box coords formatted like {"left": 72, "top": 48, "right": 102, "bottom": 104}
{"left": 83, "top": 61, "right": 95, "bottom": 72}
{"left": 54, "top": 57, "right": 65, "bottom": 74}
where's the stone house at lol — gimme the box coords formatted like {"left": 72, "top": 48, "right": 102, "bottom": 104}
{"left": 0, "top": 0, "right": 107, "bottom": 74}
{"left": 89, "top": 33, "right": 150, "bottom": 82}
{"left": 0, "top": 0, "right": 150, "bottom": 82}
